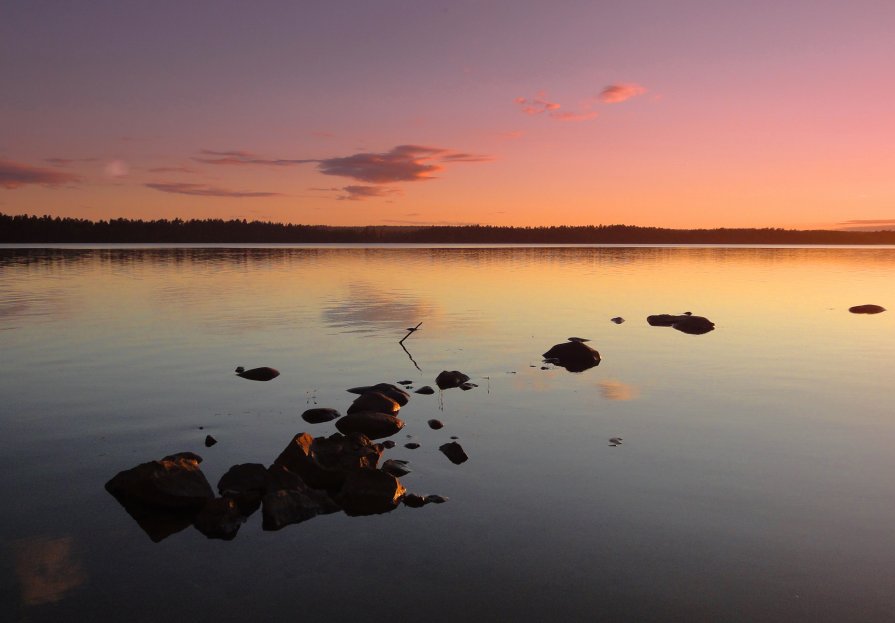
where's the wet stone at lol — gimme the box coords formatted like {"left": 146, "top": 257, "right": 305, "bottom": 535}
{"left": 335, "top": 411, "right": 405, "bottom": 440}
{"left": 425, "top": 495, "right": 448, "bottom": 504}
{"left": 338, "top": 469, "right": 406, "bottom": 517}
{"left": 204, "top": 435, "right": 217, "bottom": 447}
{"left": 381, "top": 459, "right": 412, "bottom": 478}
{"left": 611, "top": 317, "right": 625, "bottom": 324}
{"left": 235, "top": 366, "right": 280, "bottom": 381}
{"left": 347, "top": 391, "right": 400, "bottom": 415}
{"left": 415, "top": 386, "right": 435, "bottom": 395}
{"left": 405, "top": 442, "right": 421, "bottom": 450}
{"left": 428, "top": 419, "right": 444, "bottom": 430}
{"left": 436, "top": 370, "right": 471, "bottom": 390}
{"left": 346, "top": 383, "right": 410, "bottom": 406}
{"left": 439, "top": 442, "right": 468, "bottom": 465}
{"left": 194, "top": 497, "right": 243, "bottom": 540}
{"left": 849, "top": 304, "right": 886, "bottom": 314}
{"left": 106, "top": 453, "right": 214, "bottom": 510}
{"left": 382, "top": 440, "right": 396, "bottom": 449}
{"left": 302, "top": 408, "right": 340, "bottom": 424}
{"left": 402, "top": 493, "right": 428, "bottom": 508}
{"left": 542, "top": 341, "right": 601, "bottom": 373}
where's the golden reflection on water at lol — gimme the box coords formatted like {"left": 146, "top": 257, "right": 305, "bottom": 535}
{"left": 597, "top": 379, "right": 639, "bottom": 401}
{"left": 12, "top": 536, "right": 86, "bottom": 606}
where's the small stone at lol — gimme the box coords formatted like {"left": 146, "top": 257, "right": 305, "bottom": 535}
{"left": 382, "top": 440, "right": 396, "bottom": 449}
{"left": 849, "top": 304, "right": 886, "bottom": 314}
{"left": 439, "top": 442, "right": 468, "bottom": 465}
{"left": 346, "top": 383, "right": 410, "bottom": 406}
{"left": 338, "top": 470, "right": 406, "bottom": 516}
{"left": 335, "top": 411, "right": 405, "bottom": 439}
{"left": 428, "top": 419, "right": 444, "bottom": 430}
{"left": 235, "top": 366, "right": 280, "bottom": 381}
{"left": 194, "top": 497, "right": 243, "bottom": 540}
{"left": 402, "top": 493, "right": 428, "bottom": 508}
{"left": 415, "top": 386, "right": 435, "bottom": 395}
{"left": 301, "top": 407, "right": 340, "bottom": 424}
{"left": 611, "top": 317, "right": 625, "bottom": 324}
{"left": 397, "top": 380, "right": 414, "bottom": 386}
{"left": 542, "top": 341, "right": 601, "bottom": 373}
{"left": 405, "top": 442, "right": 420, "bottom": 449}
{"left": 435, "top": 370, "right": 470, "bottom": 390}
{"left": 347, "top": 391, "right": 401, "bottom": 415}
{"left": 567, "top": 336, "right": 590, "bottom": 342}
{"left": 204, "top": 435, "right": 217, "bottom": 447}
{"left": 425, "top": 494, "right": 448, "bottom": 504}
{"left": 381, "top": 459, "right": 412, "bottom": 478}
{"left": 450, "top": 436, "right": 458, "bottom": 440}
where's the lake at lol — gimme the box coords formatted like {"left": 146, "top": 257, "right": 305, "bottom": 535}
{"left": 2, "top": 245, "right": 894, "bottom": 622}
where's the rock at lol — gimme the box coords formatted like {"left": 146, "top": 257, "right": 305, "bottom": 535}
{"left": 415, "top": 386, "right": 435, "bottom": 395}
{"left": 381, "top": 459, "right": 412, "bottom": 478}
{"left": 217, "top": 463, "right": 270, "bottom": 514}
{"left": 301, "top": 407, "right": 340, "bottom": 424}
{"left": 567, "top": 336, "right": 590, "bottom": 342}
{"left": 849, "top": 304, "right": 886, "bottom": 314}
{"left": 436, "top": 370, "right": 470, "bottom": 390}
{"left": 382, "top": 440, "right": 396, "bottom": 449}
{"left": 428, "top": 419, "right": 444, "bottom": 430}
{"left": 235, "top": 366, "right": 280, "bottom": 381}
{"left": 647, "top": 313, "right": 715, "bottom": 334}
{"left": 261, "top": 489, "right": 328, "bottom": 531}
{"left": 450, "top": 436, "right": 458, "bottom": 440}
{"left": 611, "top": 317, "right": 625, "bottom": 324}
{"left": 425, "top": 494, "right": 448, "bottom": 504}
{"left": 338, "top": 469, "right": 406, "bottom": 516}
{"left": 439, "top": 442, "right": 469, "bottom": 465}
{"left": 397, "top": 380, "right": 413, "bottom": 386}
{"left": 405, "top": 442, "right": 420, "bottom": 449}
{"left": 459, "top": 383, "right": 477, "bottom": 391}
{"left": 347, "top": 391, "right": 401, "bottom": 415}
{"left": 335, "top": 411, "right": 405, "bottom": 439}
{"left": 402, "top": 493, "right": 428, "bottom": 508}
{"left": 204, "top": 434, "right": 217, "bottom": 447}
{"left": 194, "top": 497, "right": 244, "bottom": 540}
{"left": 106, "top": 453, "right": 214, "bottom": 510}
{"left": 107, "top": 498, "right": 196, "bottom": 543}
{"left": 273, "top": 432, "right": 383, "bottom": 490}
{"left": 542, "top": 341, "right": 601, "bottom": 373}
{"left": 346, "top": 383, "right": 410, "bottom": 406}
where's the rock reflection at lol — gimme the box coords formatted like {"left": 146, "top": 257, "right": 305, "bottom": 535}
{"left": 13, "top": 536, "right": 86, "bottom": 606}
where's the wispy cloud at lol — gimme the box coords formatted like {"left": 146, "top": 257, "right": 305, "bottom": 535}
{"left": 515, "top": 93, "right": 598, "bottom": 122}
{"left": 193, "top": 149, "right": 314, "bottom": 167}
{"left": 0, "top": 160, "right": 80, "bottom": 189}
{"left": 338, "top": 185, "right": 402, "bottom": 201}
{"left": 600, "top": 83, "right": 648, "bottom": 103}
{"left": 145, "top": 182, "right": 281, "bottom": 198}
{"left": 147, "top": 166, "right": 198, "bottom": 174}
{"left": 45, "top": 157, "right": 98, "bottom": 167}
{"left": 837, "top": 219, "right": 895, "bottom": 231}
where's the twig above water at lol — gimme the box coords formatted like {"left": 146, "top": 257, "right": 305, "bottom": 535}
{"left": 399, "top": 321, "right": 422, "bottom": 345}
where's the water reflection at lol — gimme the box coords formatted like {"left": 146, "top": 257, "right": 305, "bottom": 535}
{"left": 12, "top": 536, "right": 86, "bottom": 606}
{"left": 322, "top": 282, "right": 440, "bottom": 333}
{"left": 598, "top": 379, "right": 639, "bottom": 401}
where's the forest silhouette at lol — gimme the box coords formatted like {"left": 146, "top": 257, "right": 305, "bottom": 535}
{"left": 3, "top": 213, "right": 894, "bottom": 244}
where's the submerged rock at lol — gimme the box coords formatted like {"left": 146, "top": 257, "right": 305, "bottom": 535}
{"left": 436, "top": 370, "right": 471, "bottom": 390}
{"left": 849, "top": 304, "right": 886, "bottom": 314}
{"left": 402, "top": 493, "right": 428, "bottom": 508}
{"left": 261, "top": 489, "right": 328, "bottom": 531}
{"left": 194, "top": 497, "right": 244, "bottom": 540}
{"left": 347, "top": 391, "right": 401, "bottom": 415}
{"left": 204, "top": 435, "right": 217, "bottom": 447}
{"left": 647, "top": 313, "right": 715, "bottom": 335}
{"left": 381, "top": 459, "right": 412, "bottom": 478}
{"left": 106, "top": 453, "right": 214, "bottom": 510}
{"left": 415, "top": 386, "right": 435, "bottom": 395}
{"left": 611, "top": 317, "right": 625, "bottom": 324}
{"left": 439, "top": 442, "right": 469, "bottom": 465}
{"left": 235, "top": 366, "right": 280, "bottom": 381}
{"left": 425, "top": 494, "right": 448, "bottom": 504}
{"left": 542, "top": 340, "right": 601, "bottom": 373}
{"left": 405, "top": 442, "right": 420, "bottom": 450}
{"left": 338, "top": 469, "right": 406, "bottom": 516}
{"left": 335, "top": 411, "right": 405, "bottom": 440}
{"left": 301, "top": 407, "right": 340, "bottom": 424}
{"left": 428, "top": 419, "right": 444, "bottom": 430}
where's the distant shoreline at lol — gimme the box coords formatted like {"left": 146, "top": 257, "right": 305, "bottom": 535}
{"left": 3, "top": 213, "right": 895, "bottom": 245}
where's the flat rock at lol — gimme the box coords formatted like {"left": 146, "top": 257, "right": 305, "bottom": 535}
{"left": 405, "top": 442, "right": 420, "bottom": 449}
{"left": 647, "top": 313, "right": 715, "bottom": 334}
{"left": 439, "top": 442, "right": 469, "bottom": 465}
{"left": 425, "top": 494, "right": 448, "bottom": 504}
{"left": 301, "top": 407, "right": 340, "bottom": 424}
{"left": 415, "top": 386, "right": 435, "bottom": 395}
{"left": 849, "top": 304, "right": 886, "bottom": 314}
{"left": 106, "top": 453, "right": 214, "bottom": 510}
{"left": 347, "top": 391, "right": 400, "bottom": 415}
{"left": 346, "top": 383, "right": 410, "bottom": 406}
{"left": 436, "top": 370, "right": 470, "bottom": 390}
{"left": 611, "top": 317, "right": 625, "bottom": 324}
{"left": 428, "top": 419, "right": 444, "bottom": 430}
{"left": 336, "top": 411, "right": 405, "bottom": 439}
{"left": 542, "top": 340, "right": 601, "bottom": 372}
{"left": 381, "top": 459, "right": 412, "bottom": 478}
{"left": 218, "top": 463, "right": 270, "bottom": 497}
{"left": 235, "top": 366, "right": 280, "bottom": 381}
{"left": 402, "top": 493, "right": 428, "bottom": 508}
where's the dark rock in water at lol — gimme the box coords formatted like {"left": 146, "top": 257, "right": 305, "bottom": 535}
{"left": 849, "top": 304, "right": 886, "bottom": 314}
{"left": 611, "top": 317, "right": 625, "bottom": 324}
{"left": 194, "top": 497, "right": 244, "bottom": 540}
{"left": 459, "top": 382, "right": 477, "bottom": 391}
{"left": 382, "top": 440, "right": 396, "bottom": 449}
{"left": 428, "top": 419, "right": 444, "bottom": 430}
{"left": 346, "top": 383, "right": 410, "bottom": 406}
{"left": 335, "top": 411, "right": 405, "bottom": 439}
{"left": 273, "top": 432, "right": 383, "bottom": 490}
{"left": 540, "top": 366, "right": 550, "bottom": 370}
{"left": 106, "top": 453, "right": 214, "bottom": 510}
{"left": 107, "top": 497, "right": 197, "bottom": 542}
{"left": 567, "top": 336, "right": 590, "bottom": 343}
{"left": 647, "top": 313, "right": 715, "bottom": 335}
{"left": 450, "top": 436, "right": 459, "bottom": 440}
{"left": 397, "top": 380, "right": 413, "bottom": 386}
{"left": 542, "top": 340, "right": 601, "bottom": 373}
{"left": 439, "top": 442, "right": 469, "bottom": 465}
{"left": 425, "top": 494, "right": 448, "bottom": 504}
{"left": 262, "top": 489, "right": 329, "bottom": 531}
{"left": 301, "top": 407, "right": 340, "bottom": 424}
{"left": 381, "top": 459, "right": 412, "bottom": 478}
{"left": 436, "top": 370, "right": 471, "bottom": 390}
{"left": 217, "top": 463, "right": 269, "bottom": 514}
{"left": 204, "top": 434, "right": 217, "bottom": 447}
{"left": 405, "top": 442, "right": 420, "bottom": 449}
{"left": 402, "top": 493, "right": 428, "bottom": 508}
{"left": 338, "top": 469, "right": 406, "bottom": 516}
{"left": 235, "top": 366, "right": 280, "bottom": 381}
{"left": 347, "top": 391, "right": 401, "bottom": 415}
{"left": 415, "top": 385, "right": 435, "bottom": 395}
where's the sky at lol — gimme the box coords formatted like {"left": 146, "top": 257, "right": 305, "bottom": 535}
{"left": 1, "top": 0, "right": 894, "bottom": 229}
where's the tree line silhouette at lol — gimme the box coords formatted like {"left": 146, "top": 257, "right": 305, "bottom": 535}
{"left": 3, "top": 213, "right": 895, "bottom": 244}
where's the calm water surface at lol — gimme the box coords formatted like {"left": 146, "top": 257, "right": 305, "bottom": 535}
{"left": 2, "top": 246, "right": 894, "bottom": 622}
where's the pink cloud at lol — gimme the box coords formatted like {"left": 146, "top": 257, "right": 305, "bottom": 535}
{"left": 147, "top": 166, "right": 198, "bottom": 174}
{"left": 145, "top": 182, "right": 281, "bottom": 198}
{"left": 0, "top": 160, "right": 80, "bottom": 189}
{"left": 516, "top": 93, "right": 598, "bottom": 122}
{"left": 515, "top": 95, "right": 562, "bottom": 116}
{"left": 338, "top": 185, "right": 402, "bottom": 201}
{"left": 600, "top": 83, "right": 648, "bottom": 103}
{"left": 550, "top": 110, "right": 599, "bottom": 122}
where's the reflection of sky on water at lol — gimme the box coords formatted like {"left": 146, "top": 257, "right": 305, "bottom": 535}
{"left": 598, "top": 379, "right": 639, "bottom": 401}
{"left": 321, "top": 282, "right": 441, "bottom": 334}
{"left": 13, "top": 536, "right": 86, "bottom": 606}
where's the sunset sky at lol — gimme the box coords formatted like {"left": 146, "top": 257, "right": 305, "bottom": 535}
{"left": 2, "top": 1, "right": 894, "bottom": 229}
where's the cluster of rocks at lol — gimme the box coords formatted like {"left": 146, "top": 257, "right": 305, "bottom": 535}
{"left": 107, "top": 375, "right": 473, "bottom": 542}
{"left": 647, "top": 312, "right": 715, "bottom": 335}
